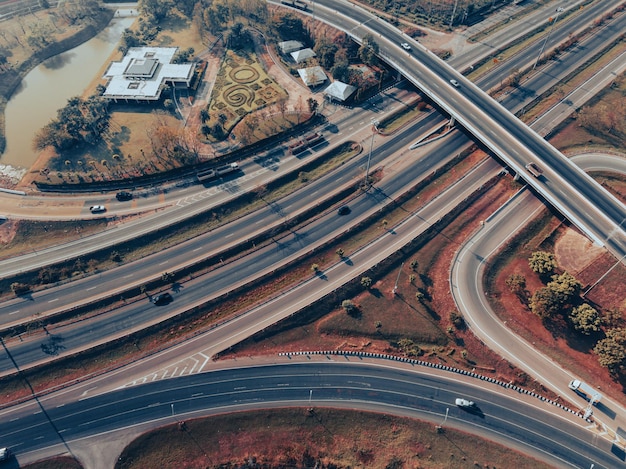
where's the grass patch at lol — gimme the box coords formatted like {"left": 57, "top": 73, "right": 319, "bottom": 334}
{"left": 115, "top": 408, "right": 552, "bottom": 469}
{"left": 0, "top": 219, "right": 107, "bottom": 260}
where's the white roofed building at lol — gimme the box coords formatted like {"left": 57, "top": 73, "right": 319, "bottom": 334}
{"left": 278, "top": 40, "right": 304, "bottom": 54}
{"left": 324, "top": 81, "right": 357, "bottom": 102}
{"left": 298, "top": 66, "right": 327, "bottom": 87}
{"left": 290, "top": 48, "right": 316, "bottom": 63}
{"left": 102, "top": 47, "right": 195, "bottom": 102}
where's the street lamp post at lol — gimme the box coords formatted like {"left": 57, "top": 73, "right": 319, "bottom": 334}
{"left": 364, "top": 119, "right": 379, "bottom": 189}
{"left": 392, "top": 261, "right": 404, "bottom": 295}
{"left": 533, "top": 7, "right": 564, "bottom": 70}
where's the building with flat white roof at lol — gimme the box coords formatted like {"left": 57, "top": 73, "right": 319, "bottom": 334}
{"left": 102, "top": 47, "right": 195, "bottom": 102}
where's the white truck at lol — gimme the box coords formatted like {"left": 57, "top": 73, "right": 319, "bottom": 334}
{"left": 525, "top": 162, "right": 543, "bottom": 178}
{"left": 197, "top": 162, "right": 239, "bottom": 183}
{"left": 569, "top": 379, "right": 602, "bottom": 404}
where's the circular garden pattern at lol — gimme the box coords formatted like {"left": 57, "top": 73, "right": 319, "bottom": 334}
{"left": 223, "top": 85, "right": 255, "bottom": 107}
{"left": 229, "top": 65, "right": 260, "bottom": 84}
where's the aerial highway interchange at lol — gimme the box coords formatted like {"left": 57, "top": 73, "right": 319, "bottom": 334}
{"left": 0, "top": 0, "right": 625, "bottom": 467}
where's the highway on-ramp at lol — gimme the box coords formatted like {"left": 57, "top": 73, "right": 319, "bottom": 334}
{"left": 451, "top": 154, "right": 626, "bottom": 443}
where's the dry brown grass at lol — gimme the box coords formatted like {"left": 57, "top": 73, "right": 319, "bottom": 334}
{"left": 222, "top": 173, "right": 531, "bottom": 386}
{"left": 115, "top": 408, "right": 552, "bottom": 469}
{"left": 23, "top": 456, "right": 83, "bottom": 469}
{"left": 489, "top": 216, "right": 626, "bottom": 405}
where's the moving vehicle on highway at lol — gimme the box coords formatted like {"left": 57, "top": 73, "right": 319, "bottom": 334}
{"left": 89, "top": 205, "right": 106, "bottom": 213}
{"left": 525, "top": 162, "right": 543, "bottom": 178}
{"left": 152, "top": 292, "right": 173, "bottom": 305}
{"left": 569, "top": 379, "right": 602, "bottom": 404}
{"left": 401, "top": 42, "right": 411, "bottom": 50}
{"left": 337, "top": 205, "right": 351, "bottom": 216}
{"left": 197, "top": 162, "right": 240, "bottom": 183}
{"left": 449, "top": 79, "right": 460, "bottom": 88}
{"left": 116, "top": 191, "right": 133, "bottom": 201}
{"left": 455, "top": 398, "right": 474, "bottom": 408}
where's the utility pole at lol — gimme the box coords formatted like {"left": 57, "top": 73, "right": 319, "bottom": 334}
{"left": 392, "top": 262, "right": 404, "bottom": 295}
{"left": 533, "top": 7, "right": 564, "bottom": 70}
{"left": 364, "top": 119, "right": 379, "bottom": 189}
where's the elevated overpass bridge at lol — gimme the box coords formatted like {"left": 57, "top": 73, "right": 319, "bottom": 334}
{"left": 282, "top": 0, "right": 626, "bottom": 260}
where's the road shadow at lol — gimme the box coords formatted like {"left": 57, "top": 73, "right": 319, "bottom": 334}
{"left": 315, "top": 270, "right": 328, "bottom": 281}
{"left": 595, "top": 401, "right": 617, "bottom": 420}
{"left": 40, "top": 334, "right": 66, "bottom": 356}
{"left": 611, "top": 443, "right": 625, "bottom": 462}
{"left": 459, "top": 404, "right": 485, "bottom": 419}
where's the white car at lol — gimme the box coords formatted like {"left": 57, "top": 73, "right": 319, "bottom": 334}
{"left": 400, "top": 42, "right": 411, "bottom": 50}
{"left": 455, "top": 398, "right": 474, "bottom": 407}
{"left": 449, "top": 79, "right": 460, "bottom": 88}
{"left": 89, "top": 205, "right": 106, "bottom": 213}
{"left": 0, "top": 447, "right": 9, "bottom": 461}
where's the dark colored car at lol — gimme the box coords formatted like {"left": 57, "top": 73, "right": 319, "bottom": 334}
{"left": 116, "top": 191, "right": 133, "bottom": 201}
{"left": 152, "top": 292, "right": 173, "bottom": 305}
{"left": 338, "top": 206, "right": 351, "bottom": 216}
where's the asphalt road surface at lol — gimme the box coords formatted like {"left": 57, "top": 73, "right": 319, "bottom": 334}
{"left": 451, "top": 154, "right": 626, "bottom": 445}
{"left": 0, "top": 360, "right": 622, "bottom": 468}
{"left": 312, "top": 0, "right": 626, "bottom": 257}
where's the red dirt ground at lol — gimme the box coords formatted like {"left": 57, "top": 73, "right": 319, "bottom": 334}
{"left": 221, "top": 176, "right": 555, "bottom": 394}
{"left": 491, "top": 220, "right": 626, "bottom": 404}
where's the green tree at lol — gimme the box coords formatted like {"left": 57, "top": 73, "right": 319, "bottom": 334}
{"left": 397, "top": 338, "right": 421, "bottom": 357}
{"left": 570, "top": 304, "right": 601, "bottom": 335}
{"left": 138, "top": 0, "right": 175, "bottom": 23}
{"left": 528, "top": 251, "right": 557, "bottom": 275}
{"left": 505, "top": 273, "right": 526, "bottom": 294}
{"left": 594, "top": 328, "right": 626, "bottom": 373}
{"left": 547, "top": 272, "right": 581, "bottom": 304}
{"left": 360, "top": 276, "right": 372, "bottom": 289}
{"left": 313, "top": 37, "right": 338, "bottom": 69}
{"left": 226, "top": 22, "right": 252, "bottom": 49}
{"left": 529, "top": 286, "right": 562, "bottom": 319}
{"left": 603, "top": 308, "right": 624, "bottom": 328}
{"left": 273, "top": 12, "right": 308, "bottom": 43}
{"left": 449, "top": 310, "right": 464, "bottom": 328}
{"left": 341, "top": 299, "right": 356, "bottom": 314}
{"left": 11, "top": 282, "right": 31, "bottom": 296}
{"left": 358, "top": 33, "right": 379, "bottom": 66}
{"left": 176, "top": 0, "right": 197, "bottom": 17}
{"left": 330, "top": 60, "right": 350, "bottom": 82}
{"left": 119, "top": 28, "right": 145, "bottom": 54}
